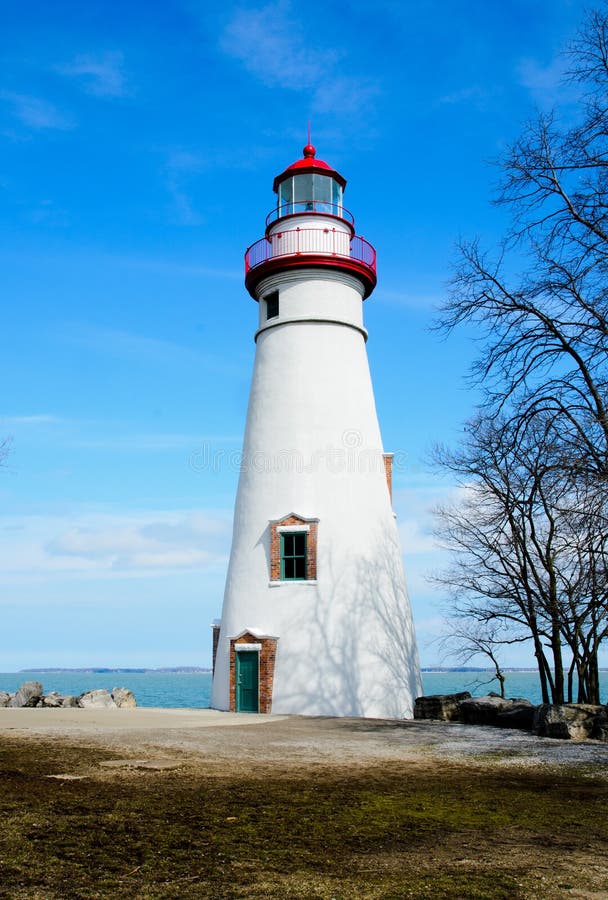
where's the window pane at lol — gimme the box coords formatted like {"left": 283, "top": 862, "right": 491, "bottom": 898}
{"left": 279, "top": 178, "right": 292, "bottom": 209}
{"left": 280, "top": 530, "right": 308, "bottom": 579}
{"left": 332, "top": 180, "right": 342, "bottom": 207}
{"left": 265, "top": 291, "right": 279, "bottom": 320}
{"left": 313, "top": 174, "right": 331, "bottom": 203}
{"left": 293, "top": 174, "right": 313, "bottom": 203}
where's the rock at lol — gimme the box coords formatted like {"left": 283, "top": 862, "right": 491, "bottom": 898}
{"left": 533, "top": 703, "right": 605, "bottom": 740}
{"left": 591, "top": 708, "right": 608, "bottom": 742}
{"left": 61, "top": 695, "right": 80, "bottom": 708}
{"left": 43, "top": 692, "right": 64, "bottom": 708}
{"left": 78, "top": 689, "right": 117, "bottom": 709}
{"left": 9, "top": 681, "right": 44, "bottom": 708}
{"left": 111, "top": 687, "right": 137, "bottom": 709}
{"left": 0, "top": 691, "right": 12, "bottom": 707}
{"left": 495, "top": 701, "right": 535, "bottom": 731}
{"left": 459, "top": 695, "right": 517, "bottom": 727}
{"left": 413, "top": 692, "right": 471, "bottom": 721}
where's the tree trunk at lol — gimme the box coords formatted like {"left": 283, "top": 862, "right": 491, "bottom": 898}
{"left": 551, "top": 625, "right": 565, "bottom": 704}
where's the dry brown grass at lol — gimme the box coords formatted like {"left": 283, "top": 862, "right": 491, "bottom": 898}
{"left": 0, "top": 735, "right": 606, "bottom": 899}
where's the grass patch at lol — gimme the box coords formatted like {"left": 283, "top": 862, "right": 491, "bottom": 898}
{"left": 0, "top": 737, "right": 606, "bottom": 898}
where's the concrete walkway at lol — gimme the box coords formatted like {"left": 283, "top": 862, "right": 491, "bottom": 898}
{"left": 0, "top": 706, "right": 286, "bottom": 732}
{"left": 1, "top": 707, "right": 608, "bottom": 773}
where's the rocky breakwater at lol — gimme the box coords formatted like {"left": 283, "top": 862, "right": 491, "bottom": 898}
{"left": 0, "top": 681, "right": 137, "bottom": 709}
{"left": 414, "top": 691, "right": 608, "bottom": 741}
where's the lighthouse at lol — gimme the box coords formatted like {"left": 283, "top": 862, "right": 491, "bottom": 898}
{"left": 211, "top": 143, "right": 421, "bottom": 718}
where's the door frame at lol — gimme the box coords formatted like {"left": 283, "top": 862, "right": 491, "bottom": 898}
{"left": 229, "top": 632, "right": 278, "bottom": 714}
{"left": 235, "top": 646, "right": 260, "bottom": 713}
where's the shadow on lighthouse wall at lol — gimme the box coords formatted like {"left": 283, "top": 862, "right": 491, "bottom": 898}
{"left": 275, "top": 524, "right": 421, "bottom": 719}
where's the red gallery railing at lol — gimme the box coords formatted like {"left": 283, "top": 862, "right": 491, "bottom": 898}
{"left": 245, "top": 228, "right": 377, "bottom": 275}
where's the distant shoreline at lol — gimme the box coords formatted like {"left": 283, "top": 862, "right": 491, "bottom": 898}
{"left": 15, "top": 667, "right": 212, "bottom": 675}
{"left": 13, "top": 666, "right": 607, "bottom": 675}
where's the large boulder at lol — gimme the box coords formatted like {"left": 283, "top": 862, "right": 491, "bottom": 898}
{"left": 459, "top": 695, "right": 519, "bottom": 727}
{"left": 414, "top": 692, "right": 471, "bottom": 721}
{"left": 9, "top": 681, "right": 44, "bottom": 708}
{"left": 111, "top": 687, "right": 137, "bottom": 709}
{"left": 591, "top": 707, "right": 608, "bottom": 742}
{"left": 78, "top": 689, "right": 117, "bottom": 709}
{"left": 495, "top": 700, "right": 535, "bottom": 731}
{"left": 534, "top": 704, "right": 605, "bottom": 740}
{"left": 43, "top": 691, "right": 64, "bottom": 708}
{"left": 0, "top": 692, "right": 12, "bottom": 707}
{"left": 61, "top": 695, "right": 80, "bottom": 708}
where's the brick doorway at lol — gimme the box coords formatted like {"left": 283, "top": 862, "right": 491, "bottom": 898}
{"left": 229, "top": 630, "right": 278, "bottom": 714}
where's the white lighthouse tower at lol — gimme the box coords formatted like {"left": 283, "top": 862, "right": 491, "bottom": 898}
{"left": 211, "top": 142, "right": 421, "bottom": 718}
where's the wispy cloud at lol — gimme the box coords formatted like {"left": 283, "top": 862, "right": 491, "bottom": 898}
{"left": 0, "top": 414, "right": 62, "bottom": 426}
{"left": 0, "top": 91, "right": 73, "bottom": 130}
{"left": 0, "top": 508, "right": 231, "bottom": 582}
{"left": 72, "top": 433, "right": 239, "bottom": 452}
{"left": 58, "top": 322, "right": 245, "bottom": 378}
{"left": 438, "top": 85, "right": 489, "bottom": 108}
{"left": 218, "top": 2, "right": 379, "bottom": 119}
{"left": 57, "top": 52, "right": 129, "bottom": 98}
{"left": 219, "top": 2, "right": 338, "bottom": 89}
{"left": 312, "top": 76, "right": 380, "bottom": 119}
{"left": 164, "top": 150, "right": 205, "bottom": 226}
{"left": 374, "top": 287, "right": 444, "bottom": 310}
{"left": 60, "top": 323, "right": 201, "bottom": 365}
{"left": 516, "top": 56, "right": 578, "bottom": 110}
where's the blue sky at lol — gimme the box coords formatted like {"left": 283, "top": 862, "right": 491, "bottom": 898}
{"left": 0, "top": 0, "right": 588, "bottom": 670}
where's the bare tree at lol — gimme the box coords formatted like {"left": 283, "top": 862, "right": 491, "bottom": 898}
{"left": 433, "top": 417, "right": 607, "bottom": 704}
{"left": 439, "top": 617, "right": 508, "bottom": 698}
{"left": 440, "top": 6, "right": 608, "bottom": 480}
{"left": 434, "top": 5, "right": 608, "bottom": 704}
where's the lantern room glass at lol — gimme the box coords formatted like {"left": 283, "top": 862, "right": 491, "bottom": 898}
{"left": 278, "top": 174, "right": 343, "bottom": 217}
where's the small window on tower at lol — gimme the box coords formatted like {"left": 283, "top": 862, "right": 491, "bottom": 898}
{"left": 265, "top": 291, "right": 279, "bottom": 320}
{"left": 281, "top": 532, "right": 307, "bottom": 580}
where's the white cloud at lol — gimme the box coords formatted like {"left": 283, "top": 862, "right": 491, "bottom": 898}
{"left": 72, "top": 433, "right": 239, "bottom": 452}
{"left": 163, "top": 150, "right": 206, "bottom": 226}
{"left": 374, "top": 287, "right": 444, "bottom": 310}
{"left": 0, "top": 508, "right": 231, "bottom": 584}
{"left": 218, "top": 2, "right": 378, "bottom": 119}
{"left": 57, "top": 52, "right": 129, "bottom": 98}
{"left": 60, "top": 322, "right": 199, "bottom": 364}
{"left": 0, "top": 414, "right": 62, "bottom": 426}
{"left": 516, "top": 56, "right": 577, "bottom": 110}
{"left": 219, "top": 2, "right": 338, "bottom": 89}
{"left": 312, "top": 76, "right": 380, "bottom": 119}
{"left": 0, "top": 91, "right": 73, "bottom": 130}
{"left": 58, "top": 321, "right": 244, "bottom": 378}
{"left": 438, "top": 85, "right": 488, "bottom": 107}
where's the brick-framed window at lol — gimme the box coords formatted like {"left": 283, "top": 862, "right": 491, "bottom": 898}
{"left": 280, "top": 531, "right": 307, "bottom": 580}
{"left": 269, "top": 513, "right": 318, "bottom": 583}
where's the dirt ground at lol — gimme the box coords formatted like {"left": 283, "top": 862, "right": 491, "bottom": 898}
{"left": 0, "top": 710, "right": 607, "bottom": 899}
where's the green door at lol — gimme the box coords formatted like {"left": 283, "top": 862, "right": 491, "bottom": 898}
{"left": 236, "top": 651, "right": 259, "bottom": 712}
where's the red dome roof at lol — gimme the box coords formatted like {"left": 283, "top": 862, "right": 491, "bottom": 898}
{"left": 273, "top": 144, "right": 347, "bottom": 193}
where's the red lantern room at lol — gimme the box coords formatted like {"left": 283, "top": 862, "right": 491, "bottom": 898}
{"left": 244, "top": 144, "right": 377, "bottom": 300}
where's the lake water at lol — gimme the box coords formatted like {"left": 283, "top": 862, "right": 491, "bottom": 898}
{"left": 1, "top": 670, "right": 606, "bottom": 708}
